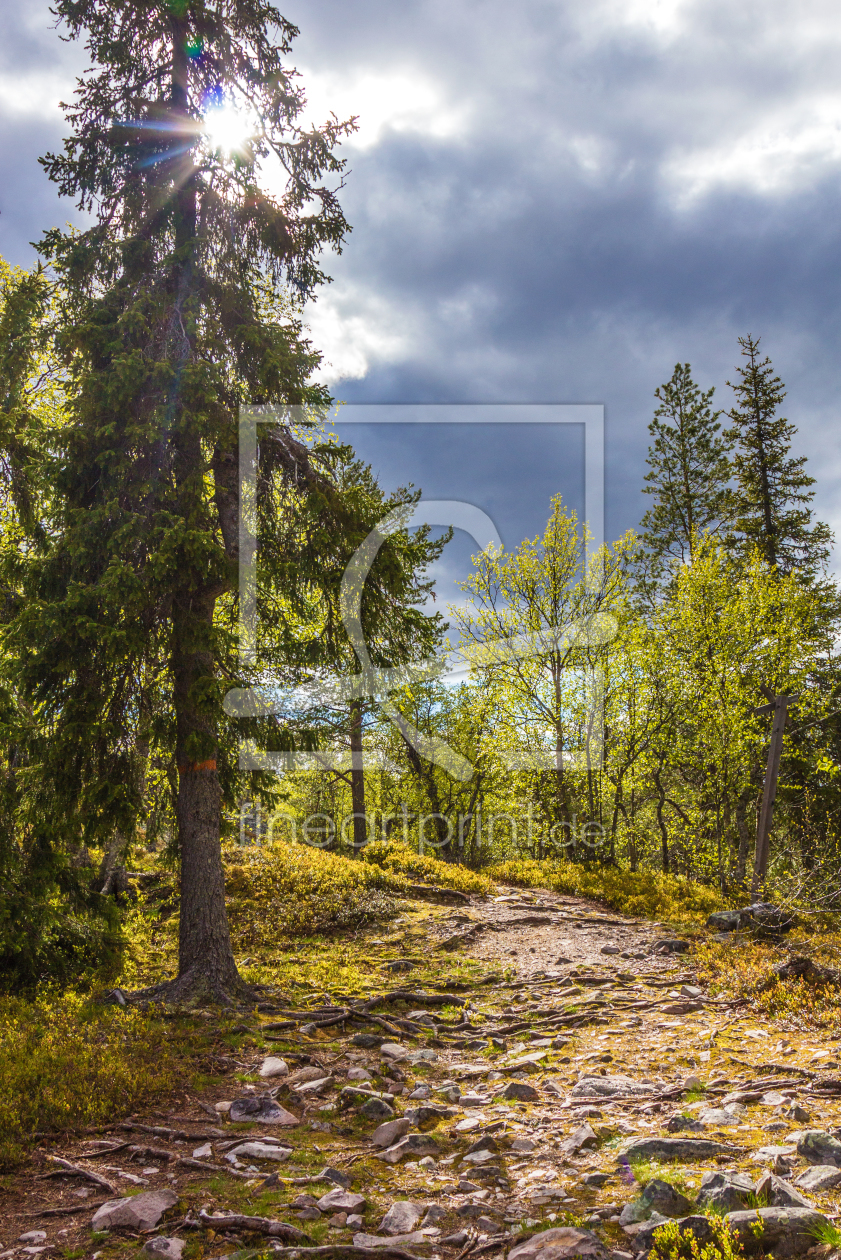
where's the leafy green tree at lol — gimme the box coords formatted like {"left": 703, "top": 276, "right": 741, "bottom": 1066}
{"left": 10, "top": 0, "right": 358, "bottom": 1004}
{"left": 726, "top": 335, "right": 832, "bottom": 579}
{"left": 637, "top": 363, "right": 731, "bottom": 598}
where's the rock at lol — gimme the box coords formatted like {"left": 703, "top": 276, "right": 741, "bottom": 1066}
{"left": 292, "top": 1194, "right": 320, "bottom": 1208}
{"left": 225, "top": 1141, "right": 293, "bottom": 1165}
{"left": 371, "top": 1117, "right": 413, "bottom": 1148}
{"left": 641, "top": 1179, "right": 695, "bottom": 1218}
{"left": 347, "top": 1067, "right": 373, "bottom": 1081}
{"left": 559, "top": 1123, "right": 598, "bottom": 1156}
{"left": 442, "top": 1231, "right": 471, "bottom": 1247}
{"left": 376, "top": 1133, "right": 440, "bottom": 1164}
{"left": 571, "top": 1074, "right": 651, "bottom": 1098}
{"left": 408, "top": 1084, "right": 430, "bottom": 1099}
{"left": 214, "top": 1101, "right": 232, "bottom": 1114}
{"left": 697, "top": 1107, "right": 741, "bottom": 1127}
{"left": 707, "top": 910, "right": 744, "bottom": 932}
{"left": 582, "top": 1172, "right": 611, "bottom": 1187}
{"left": 18, "top": 1236, "right": 47, "bottom": 1245}
{"left": 797, "top": 1130, "right": 841, "bottom": 1165}
{"left": 696, "top": 1170, "right": 755, "bottom": 1212}
{"left": 653, "top": 938, "right": 689, "bottom": 954}
{"left": 321, "top": 1166, "right": 352, "bottom": 1189}
{"left": 328, "top": 1212, "right": 347, "bottom": 1228}
{"left": 666, "top": 1115, "right": 706, "bottom": 1133}
{"left": 475, "top": 1215, "right": 502, "bottom": 1233}
{"left": 632, "top": 1215, "right": 714, "bottom": 1253}
{"left": 379, "top": 1201, "right": 425, "bottom": 1235}
{"left": 141, "top": 1240, "right": 186, "bottom": 1260}
{"left": 511, "top": 1138, "right": 537, "bottom": 1153}
{"left": 787, "top": 1105, "right": 811, "bottom": 1123}
{"left": 351, "top": 1034, "right": 384, "bottom": 1048}
{"left": 795, "top": 1165, "right": 841, "bottom": 1191}
{"left": 92, "top": 1189, "right": 178, "bottom": 1231}
{"left": 294, "top": 1076, "right": 334, "bottom": 1096}
{"left": 405, "top": 1105, "right": 456, "bottom": 1125}
{"left": 361, "top": 1097, "right": 395, "bottom": 1122}
{"left": 386, "top": 959, "right": 416, "bottom": 972}
{"left": 508, "top": 1054, "right": 547, "bottom": 1072}
{"left": 501, "top": 1081, "right": 539, "bottom": 1101}
{"left": 260, "top": 1056, "right": 289, "bottom": 1079}
{"left": 726, "top": 1207, "right": 829, "bottom": 1256}
{"left": 680, "top": 985, "right": 703, "bottom": 998}
{"left": 379, "top": 1042, "right": 408, "bottom": 1060}
{"left": 229, "top": 1094, "right": 299, "bottom": 1125}
{"left": 289, "top": 1065, "right": 330, "bottom": 1084}
{"left": 347, "top": 1214, "right": 364, "bottom": 1229}
{"left": 508, "top": 1226, "right": 610, "bottom": 1260}
{"left": 466, "top": 1135, "right": 499, "bottom": 1155}
{"left": 620, "top": 1137, "right": 739, "bottom": 1162}
{"left": 754, "top": 1172, "right": 814, "bottom": 1209}
{"left": 296, "top": 1207, "right": 323, "bottom": 1221}
{"left": 353, "top": 1232, "right": 428, "bottom": 1248}
{"left": 316, "top": 1189, "right": 367, "bottom": 1214}
{"left": 601, "top": 945, "right": 621, "bottom": 955}
{"left": 423, "top": 1205, "right": 447, "bottom": 1226}
{"left": 192, "top": 1142, "right": 212, "bottom": 1159}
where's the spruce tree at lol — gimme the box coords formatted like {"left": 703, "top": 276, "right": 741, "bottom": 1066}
{"left": 10, "top": 0, "right": 358, "bottom": 1004}
{"left": 726, "top": 335, "right": 832, "bottom": 578}
{"left": 638, "top": 363, "right": 731, "bottom": 591}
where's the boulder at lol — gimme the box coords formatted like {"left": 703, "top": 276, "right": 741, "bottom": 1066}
{"left": 726, "top": 1207, "right": 829, "bottom": 1257}
{"left": 795, "top": 1164, "right": 841, "bottom": 1191}
{"left": 796, "top": 1130, "right": 841, "bottom": 1166}
{"left": 371, "top": 1118, "right": 413, "bottom": 1148}
{"left": 225, "top": 1141, "right": 293, "bottom": 1165}
{"left": 641, "top": 1179, "right": 695, "bottom": 1218}
{"left": 653, "top": 939, "right": 689, "bottom": 953}
{"left": 666, "top": 1115, "right": 706, "bottom": 1133}
{"left": 571, "top": 1074, "right": 650, "bottom": 1099}
{"left": 322, "top": 1165, "right": 353, "bottom": 1189}
{"left": 404, "top": 1105, "right": 456, "bottom": 1125}
{"left": 141, "top": 1241, "right": 185, "bottom": 1260}
{"left": 619, "top": 1137, "right": 739, "bottom": 1162}
{"left": 379, "top": 1201, "right": 425, "bottom": 1235}
{"left": 707, "top": 911, "right": 745, "bottom": 932}
{"left": 92, "top": 1189, "right": 178, "bottom": 1231}
{"left": 508, "top": 1226, "right": 610, "bottom": 1260}
{"left": 696, "top": 1170, "right": 755, "bottom": 1212}
{"left": 559, "top": 1123, "right": 598, "bottom": 1156}
{"left": 754, "top": 1172, "right": 813, "bottom": 1209}
{"left": 229, "top": 1094, "right": 299, "bottom": 1126}
{"left": 351, "top": 1034, "right": 383, "bottom": 1048}
{"left": 361, "top": 1097, "right": 395, "bottom": 1122}
{"left": 259, "top": 1056, "right": 289, "bottom": 1079}
{"left": 316, "top": 1189, "right": 367, "bottom": 1214}
{"left": 376, "top": 1133, "right": 440, "bottom": 1164}
{"left": 379, "top": 1042, "right": 408, "bottom": 1061}
{"left": 501, "top": 1081, "right": 539, "bottom": 1101}
{"left": 697, "top": 1106, "right": 741, "bottom": 1127}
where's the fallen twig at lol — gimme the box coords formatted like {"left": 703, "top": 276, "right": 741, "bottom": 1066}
{"left": 39, "top": 1156, "right": 117, "bottom": 1194}
{"left": 24, "top": 1199, "right": 110, "bottom": 1217}
{"left": 188, "top": 1209, "right": 309, "bottom": 1239}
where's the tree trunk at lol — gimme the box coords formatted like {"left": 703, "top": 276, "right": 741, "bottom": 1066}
{"left": 653, "top": 767, "right": 670, "bottom": 874}
{"left": 349, "top": 699, "right": 367, "bottom": 853}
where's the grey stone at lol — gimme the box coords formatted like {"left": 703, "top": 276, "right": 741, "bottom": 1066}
{"left": 582, "top": 1172, "right": 611, "bottom": 1187}
{"left": 408, "top": 1084, "right": 430, "bottom": 1099}
{"left": 559, "top": 1123, "right": 599, "bottom": 1156}
{"left": 571, "top": 1074, "right": 651, "bottom": 1098}
{"left": 259, "top": 1056, "right": 289, "bottom": 1078}
{"left": 422, "top": 1205, "right": 447, "bottom": 1226}
{"left": 696, "top": 1170, "right": 755, "bottom": 1212}
{"left": 795, "top": 1164, "right": 841, "bottom": 1191}
{"left": 404, "top": 1104, "right": 456, "bottom": 1125}
{"left": 229, "top": 1094, "right": 299, "bottom": 1125}
{"left": 508, "top": 1226, "right": 610, "bottom": 1260}
{"left": 697, "top": 1107, "right": 741, "bottom": 1127}
{"left": 442, "top": 1232, "right": 471, "bottom": 1247}
{"left": 17, "top": 1236, "right": 46, "bottom": 1246}
{"left": 386, "top": 959, "right": 416, "bottom": 972}
{"left": 666, "top": 1115, "right": 706, "bottom": 1133}
{"left": 225, "top": 1141, "right": 293, "bottom": 1165}
{"left": 91, "top": 1189, "right": 178, "bottom": 1231}
{"left": 466, "top": 1135, "right": 499, "bottom": 1155}
{"left": 141, "top": 1240, "right": 185, "bottom": 1260}
{"left": 294, "top": 1076, "right": 334, "bottom": 1096}
{"left": 653, "top": 938, "right": 689, "bottom": 953}
{"left": 620, "top": 1137, "right": 738, "bottom": 1162}
{"left": 327, "top": 1212, "right": 347, "bottom": 1228}
{"left": 371, "top": 1117, "right": 412, "bottom": 1148}
{"left": 707, "top": 910, "right": 745, "bottom": 931}
{"left": 351, "top": 1034, "right": 383, "bottom": 1048}
{"left": 796, "top": 1129, "right": 841, "bottom": 1166}
{"left": 379, "top": 1200, "right": 425, "bottom": 1235}
{"left": 726, "top": 1207, "right": 829, "bottom": 1257}
{"left": 754, "top": 1172, "right": 814, "bottom": 1209}
{"left": 316, "top": 1189, "right": 367, "bottom": 1213}
{"left": 379, "top": 1042, "right": 408, "bottom": 1060}
{"left": 361, "top": 1096, "right": 395, "bottom": 1122}
{"left": 376, "top": 1133, "right": 440, "bottom": 1164}
{"left": 322, "top": 1166, "right": 353, "bottom": 1189}
{"left": 641, "top": 1179, "right": 695, "bottom": 1218}
{"left": 501, "top": 1081, "right": 539, "bottom": 1101}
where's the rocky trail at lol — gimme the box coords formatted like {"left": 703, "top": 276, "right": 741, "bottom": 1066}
{"left": 4, "top": 884, "right": 841, "bottom": 1260}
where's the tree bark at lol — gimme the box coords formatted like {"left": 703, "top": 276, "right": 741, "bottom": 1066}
{"left": 348, "top": 700, "right": 367, "bottom": 854}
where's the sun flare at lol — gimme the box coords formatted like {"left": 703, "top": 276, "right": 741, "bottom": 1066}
{"left": 203, "top": 103, "right": 253, "bottom": 154}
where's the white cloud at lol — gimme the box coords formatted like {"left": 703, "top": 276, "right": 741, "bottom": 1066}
{"left": 0, "top": 70, "right": 67, "bottom": 120}
{"left": 298, "top": 65, "right": 470, "bottom": 150}
{"left": 303, "top": 285, "right": 416, "bottom": 385}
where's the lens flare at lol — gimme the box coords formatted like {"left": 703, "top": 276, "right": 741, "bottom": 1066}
{"left": 203, "top": 104, "right": 252, "bottom": 154}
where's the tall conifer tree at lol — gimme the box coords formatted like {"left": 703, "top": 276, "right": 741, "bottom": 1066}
{"left": 726, "top": 335, "right": 832, "bottom": 578}
{"left": 11, "top": 0, "right": 359, "bottom": 1003}
{"left": 637, "top": 363, "right": 731, "bottom": 594}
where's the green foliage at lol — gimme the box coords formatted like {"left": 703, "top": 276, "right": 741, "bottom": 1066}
{"left": 361, "top": 839, "right": 495, "bottom": 895}
{"left": 648, "top": 1218, "right": 745, "bottom": 1260}
{"left": 0, "top": 993, "right": 200, "bottom": 1169}
{"left": 486, "top": 856, "right": 725, "bottom": 925}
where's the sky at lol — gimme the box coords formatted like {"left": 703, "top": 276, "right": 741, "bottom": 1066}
{"left": 2, "top": 0, "right": 841, "bottom": 602}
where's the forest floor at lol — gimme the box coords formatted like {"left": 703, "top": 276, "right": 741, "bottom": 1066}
{"left": 3, "top": 882, "right": 841, "bottom": 1260}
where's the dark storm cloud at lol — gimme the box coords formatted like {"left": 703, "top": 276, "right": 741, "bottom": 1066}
{"left": 2, "top": 0, "right": 840, "bottom": 561}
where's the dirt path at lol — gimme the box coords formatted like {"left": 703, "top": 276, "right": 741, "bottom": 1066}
{"left": 4, "top": 885, "right": 840, "bottom": 1258}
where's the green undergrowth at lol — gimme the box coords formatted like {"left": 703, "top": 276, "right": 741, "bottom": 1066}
{"left": 361, "top": 839, "right": 495, "bottom": 894}
{"left": 695, "top": 933, "right": 841, "bottom": 1028}
{"left": 648, "top": 1216, "right": 746, "bottom": 1260}
{"left": 485, "top": 856, "right": 726, "bottom": 926}
{"left": 0, "top": 993, "right": 209, "bottom": 1170}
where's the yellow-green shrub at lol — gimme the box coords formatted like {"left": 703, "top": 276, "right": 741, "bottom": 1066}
{"left": 486, "top": 857, "right": 725, "bottom": 925}
{"left": 0, "top": 994, "right": 195, "bottom": 1169}
{"left": 361, "top": 840, "right": 495, "bottom": 895}
{"left": 648, "top": 1217, "right": 745, "bottom": 1260}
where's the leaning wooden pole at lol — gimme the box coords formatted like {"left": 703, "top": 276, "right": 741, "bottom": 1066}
{"left": 751, "top": 687, "right": 797, "bottom": 898}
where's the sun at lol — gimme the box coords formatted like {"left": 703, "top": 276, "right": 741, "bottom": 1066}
{"left": 203, "top": 104, "right": 253, "bottom": 154}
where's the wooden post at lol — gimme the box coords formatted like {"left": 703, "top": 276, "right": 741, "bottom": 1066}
{"left": 751, "top": 686, "right": 798, "bottom": 898}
